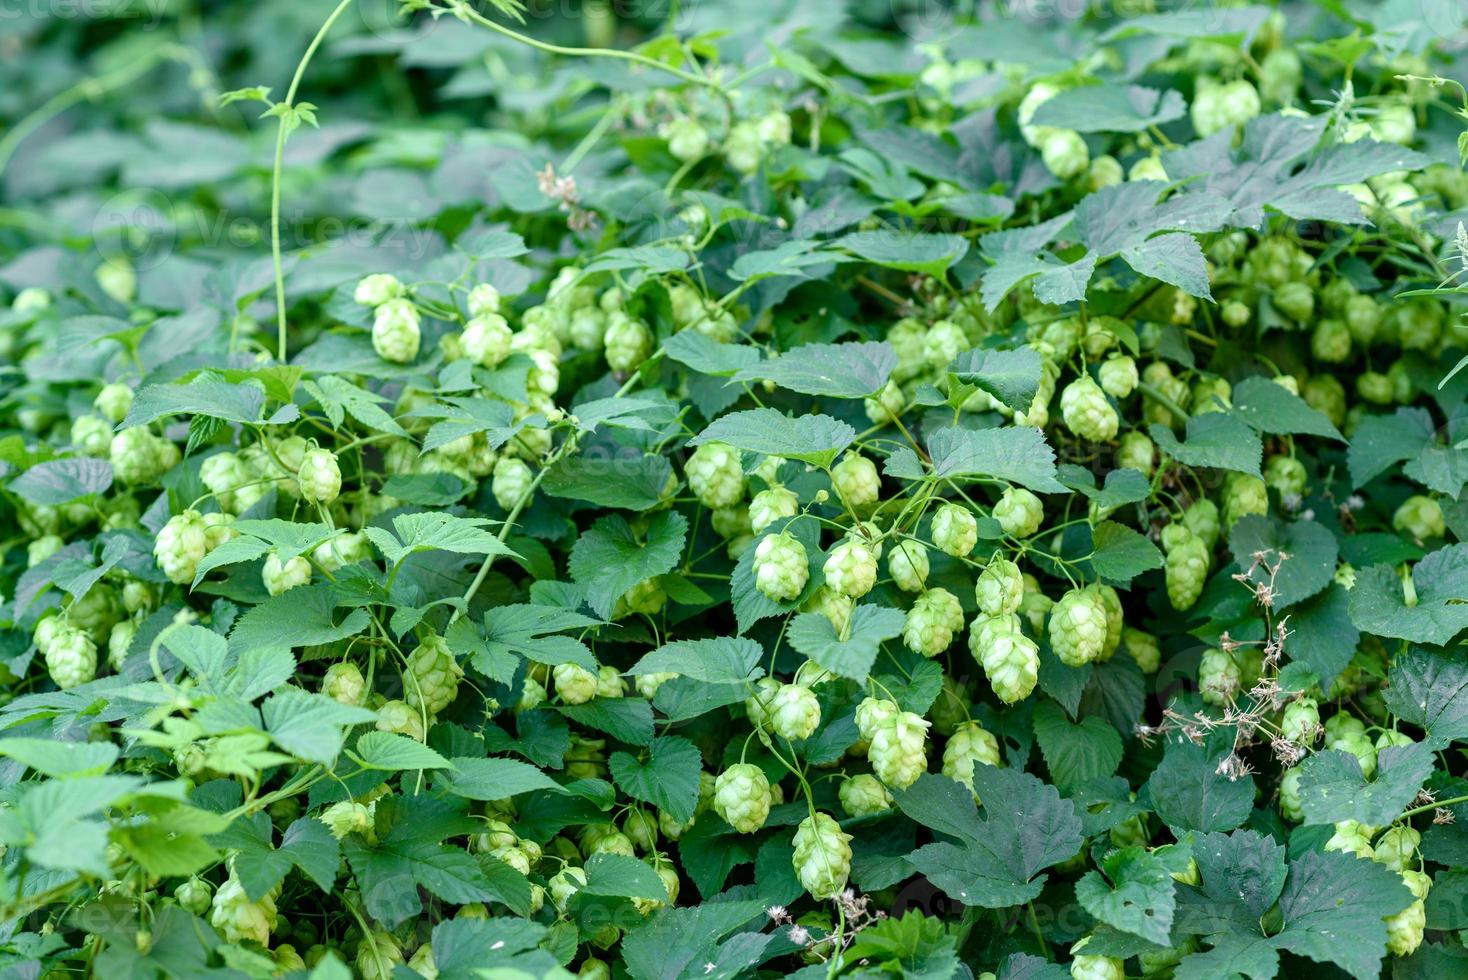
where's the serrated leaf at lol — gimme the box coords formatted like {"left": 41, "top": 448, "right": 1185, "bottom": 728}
{"left": 1227, "top": 516, "right": 1337, "bottom": 609}
{"left": 1273, "top": 849, "right": 1413, "bottom": 979}
{"left": 836, "top": 230, "right": 969, "bottom": 277}
{"left": 365, "top": 512, "right": 516, "bottom": 567}
{"left": 9, "top": 457, "right": 112, "bottom": 504}
{"left": 1145, "top": 737, "right": 1253, "bottom": 833}
{"left": 1382, "top": 645, "right": 1468, "bottom": 741}
{"left": 1089, "top": 521, "right": 1164, "bottom": 585}
{"left": 1348, "top": 545, "right": 1468, "bottom": 645}
{"left": 608, "top": 736, "right": 701, "bottom": 823}
{"left": 628, "top": 637, "right": 764, "bottom": 684}
{"left": 568, "top": 511, "right": 687, "bottom": 619}
{"left": 1296, "top": 741, "right": 1436, "bottom": 826}
{"left": 1032, "top": 700, "right": 1123, "bottom": 790}
{"left": 541, "top": 453, "right": 673, "bottom": 511}
{"left": 1346, "top": 407, "right": 1435, "bottom": 488}
{"left": 230, "top": 583, "right": 371, "bottom": 655}
{"left": 948, "top": 347, "right": 1043, "bottom": 412}
{"left": 1231, "top": 376, "right": 1344, "bottom": 441}
{"left": 122, "top": 377, "right": 266, "bottom": 428}
{"left": 691, "top": 409, "right": 855, "bottom": 468}
{"left": 1075, "top": 847, "right": 1176, "bottom": 946}
{"left": 438, "top": 757, "right": 565, "bottom": 801}
{"left": 1030, "top": 84, "right": 1187, "bottom": 133}
{"left": 732, "top": 341, "right": 895, "bottom": 398}
{"left": 786, "top": 604, "right": 905, "bottom": 683}
{"left": 1151, "top": 413, "right": 1263, "bottom": 477}
{"left": 886, "top": 424, "right": 1067, "bottom": 493}
{"left": 353, "top": 731, "right": 453, "bottom": 771}
{"left": 260, "top": 689, "right": 378, "bottom": 764}
{"left": 582, "top": 852, "right": 670, "bottom": 901}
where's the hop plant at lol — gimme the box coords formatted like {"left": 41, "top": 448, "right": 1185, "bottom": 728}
{"left": 372, "top": 298, "right": 422, "bottom": 363}
{"left": 930, "top": 502, "right": 977, "bottom": 557}
{"left": 94, "top": 382, "right": 134, "bottom": 424}
{"left": 323, "top": 662, "right": 366, "bottom": 706}
{"left": 768, "top": 682, "right": 821, "bottom": 741}
{"left": 1385, "top": 871, "right": 1428, "bottom": 956}
{"left": 903, "top": 587, "right": 965, "bottom": 657}
{"left": 994, "top": 487, "right": 1044, "bottom": 537}
{"left": 749, "top": 485, "right": 798, "bottom": 533}
{"left": 942, "top": 720, "right": 1001, "bottom": 796}
{"left": 753, "top": 531, "right": 809, "bottom": 601}
{"left": 1097, "top": 355, "right": 1138, "bottom": 398}
{"left": 209, "top": 874, "right": 277, "bottom": 946}
{"left": 155, "top": 510, "right": 210, "bottom": 585}
{"left": 1165, "top": 530, "right": 1210, "bottom": 611}
{"left": 839, "top": 774, "right": 893, "bottom": 818}
{"left": 791, "top": 812, "right": 853, "bottom": 900}
{"left": 831, "top": 452, "right": 881, "bottom": 509}
{"left": 175, "top": 877, "right": 213, "bottom": 916}
{"left": 1222, "top": 473, "right": 1269, "bottom": 529}
{"left": 1280, "top": 697, "right": 1320, "bottom": 745}
{"left": 1373, "top": 826, "right": 1421, "bottom": 873}
{"left": 887, "top": 540, "right": 929, "bottom": 593}
{"left": 1191, "top": 78, "right": 1261, "bottom": 136}
{"left": 262, "top": 552, "right": 311, "bottom": 596}
{"left": 554, "top": 663, "right": 599, "bottom": 705}
{"left": 869, "top": 711, "right": 930, "bottom": 789}
{"left": 1048, "top": 587, "right": 1108, "bottom": 667}
{"left": 110, "top": 427, "right": 174, "bottom": 485}
{"left": 355, "top": 273, "right": 404, "bottom": 307}
{"left": 970, "top": 613, "right": 1040, "bottom": 704}
{"left": 823, "top": 539, "right": 879, "bottom": 599}
{"left": 1199, "top": 648, "right": 1242, "bottom": 704}
{"left": 297, "top": 447, "right": 341, "bottom": 504}
{"left": 1069, "top": 940, "right": 1124, "bottom": 980}
{"left": 1393, "top": 495, "right": 1444, "bottom": 541}
{"left": 854, "top": 696, "right": 900, "bottom": 742}
{"left": 46, "top": 626, "right": 97, "bottom": 689}
{"left": 405, "top": 633, "right": 464, "bottom": 715}
{"left": 492, "top": 457, "right": 535, "bottom": 511}
{"left": 462, "top": 314, "right": 512, "bottom": 367}
{"left": 976, "top": 558, "right": 1024, "bottom": 616}
{"left": 713, "top": 763, "right": 772, "bottom": 833}
{"left": 1279, "top": 767, "right": 1304, "bottom": 822}
{"left": 604, "top": 311, "right": 653, "bottom": 373}
{"left": 687, "top": 442, "right": 745, "bottom": 509}
{"left": 376, "top": 699, "right": 426, "bottom": 741}
{"left": 1060, "top": 376, "right": 1119, "bottom": 441}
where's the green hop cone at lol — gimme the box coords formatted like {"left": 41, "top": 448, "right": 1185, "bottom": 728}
{"left": 297, "top": 447, "right": 341, "bottom": 504}
{"left": 322, "top": 662, "right": 366, "bottom": 706}
{"left": 1097, "top": 355, "right": 1138, "bottom": 398}
{"left": 462, "top": 313, "right": 512, "bottom": 367}
{"left": 1069, "top": 941, "right": 1124, "bottom": 980}
{"left": 1373, "top": 826, "right": 1421, "bottom": 873}
{"left": 492, "top": 457, "right": 535, "bottom": 511}
{"left": 903, "top": 587, "right": 965, "bottom": 658}
{"left": 744, "top": 676, "right": 781, "bottom": 730}
{"left": 839, "top": 774, "right": 893, "bottom": 818}
{"left": 1279, "top": 767, "right": 1304, "bottom": 822}
{"left": 975, "top": 557, "right": 1024, "bottom": 616}
{"left": 942, "top": 720, "right": 1001, "bottom": 797}
{"left": 831, "top": 451, "right": 881, "bottom": 509}
{"left": 970, "top": 613, "right": 1039, "bottom": 704}
{"left": 749, "top": 485, "right": 798, "bottom": 533}
{"left": 1393, "top": 495, "right": 1444, "bottom": 541}
{"left": 46, "top": 626, "right": 97, "bottom": 690}
{"left": 686, "top": 441, "right": 745, "bottom": 509}
{"left": 887, "top": 540, "right": 929, "bottom": 593}
{"left": 262, "top": 552, "right": 311, "bottom": 596}
{"left": 1222, "top": 473, "right": 1269, "bottom": 529}
{"left": 1117, "top": 431, "right": 1155, "bottom": 474}
{"left": 854, "top": 696, "right": 899, "bottom": 743}
{"left": 753, "top": 531, "right": 809, "bottom": 602}
{"left": 1336, "top": 730, "right": 1378, "bottom": 778}
{"left": 111, "top": 427, "right": 175, "bottom": 485}
{"left": 375, "top": 699, "right": 426, "bottom": 741}
{"left": 1280, "top": 697, "right": 1320, "bottom": 745}
{"left": 405, "top": 633, "right": 464, "bottom": 715}
{"left": 467, "top": 282, "right": 501, "bottom": 317}
{"left": 1199, "top": 648, "right": 1242, "bottom": 705}
{"left": 869, "top": 710, "right": 929, "bottom": 789}
{"left": 803, "top": 585, "right": 855, "bottom": 634}
{"left": 209, "top": 874, "right": 278, "bottom": 946}
{"left": 554, "top": 663, "right": 599, "bottom": 706}
{"left": 864, "top": 379, "right": 905, "bottom": 424}
{"left": 993, "top": 487, "right": 1044, "bottom": 538}
{"left": 1181, "top": 499, "right": 1221, "bottom": 550}
{"left": 1048, "top": 587, "right": 1108, "bottom": 667}
{"left": 823, "top": 539, "right": 878, "bottom": 599}
{"left": 930, "top": 502, "right": 977, "bottom": 557}
{"left": 713, "top": 763, "right": 772, "bottom": 833}
{"left": 372, "top": 298, "right": 422, "bottom": 363}
{"left": 1325, "top": 819, "right": 1375, "bottom": 859}
{"left": 791, "top": 812, "right": 853, "bottom": 900}
{"left": 1265, "top": 455, "right": 1308, "bottom": 500}
{"left": 603, "top": 311, "right": 654, "bottom": 373}
{"left": 355, "top": 273, "right": 404, "bottom": 307}
{"left": 768, "top": 682, "right": 821, "bottom": 741}
{"left": 1191, "top": 78, "right": 1260, "bottom": 136}
{"left": 175, "top": 876, "right": 213, "bottom": 917}
{"left": 1385, "top": 873, "right": 1428, "bottom": 956}
{"left": 71, "top": 414, "right": 112, "bottom": 456}
{"left": 1165, "top": 531, "right": 1210, "bottom": 610}
{"left": 94, "top": 382, "right": 134, "bottom": 425}
{"left": 1060, "top": 376, "right": 1120, "bottom": 441}
{"left": 107, "top": 618, "right": 137, "bottom": 670}
{"left": 155, "top": 509, "right": 210, "bottom": 585}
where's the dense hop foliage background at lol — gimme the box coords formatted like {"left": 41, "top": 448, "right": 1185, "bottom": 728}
{"left": 3, "top": 0, "right": 1468, "bottom": 977}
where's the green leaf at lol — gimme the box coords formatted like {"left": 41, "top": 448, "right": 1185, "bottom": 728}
{"left": 9, "top": 458, "right": 112, "bottom": 504}
{"left": 732, "top": 341, "right": 895, "bottom": 398}
{"left": 661, "top": 331, "right": 762, "bottom": 376}
{"left": 122, "top": 376, "right": 266, "bottom": 428}
{"left": 230, "top": 583, "right": 371, "bottom": 655}
{"left": 364, "top": 512, "right": 516, "bottom": 566}
{"left": 0, "top": 738, "right": 118, "bottom": 777}
{"left": 948, "top": 347, "right": 1044, "bottom": 413}
{"left": 1285, "top": 585, "right": 1359, "bottom": 690}
{"left": 1347, "top": 407, "right": 1435, "bottom": 488}
{"left": 728, "top": 240, "right": 834, "bottom": 283}
{"left": 260, "top": 690, "right": 378, "bottom": 764}
{"left": 1296, "top": 741, "right": 1436, "bottom": 826}
{"left": 886, "top": 424, "right": 1067, "bottom": 493}
{"left": 786, "top": 604, "right": 906, "bottom": 684}
{"left": 894, "top": 769, "right": 1083, "bottom": 909}
{"left": 836, "top": 230, "right": 969, "bottom": 277}
{"left": 1227, "top": 516, "right": 1338, "bottom": 609}
{"left": 1348, "top": 544, "right": 1468, "bottom": 645}
{"left": 475, "top": 604, "right": 600, "bottom": 676}
{"left": 628, "top": 637, "right": 765, "bottom": 684}
{"left": 378, "top": 472, "right": 472, "bottom": 506}
{"left": 1145, "top": 737, "right": 1253, "bottom": 833}
{"left": 1032, "top": 699, "right": 1123, "bottom": 790}
{"left": 305, "top": 374, "right": 407, "bottom": 437}
{"left": 1030, "top": 84, "right": 1187, "bottom": 133}
{"left": 1231, "top": 377, "right": 1344, "bottom": 441}
{"left": 1075, "top": 847, "right": 1177, "bottom": 946}
{"left": 1060, "top": 466, "right": 1151, "bottom": 509}
{"left": 1089, "top": 521, "right": 1164, "bottom": 585}
{"left": 1273, "top": 849, "right": 1413, "bottom": 979}
{"left": 1382, "top": 645, "right": 1468, "bottom": 741}
{"left": 560, "top": 699, "right": 656, "bottom": 748}
{"left": 438, "top": 757, "right": 566, "bottom": 801}
{"left": 1151, "top": 413, "right": 1263, "bottom": 477}
{"left": 1188, "top": 829, "right": 1288, "bottom": 935}
{"left": 568, "top": 512, "right": 688, "bottom": 619}
{"left": 691, "top": 409, "right": 855, "bottom": 468}
{"left": 352, "top": 731, "right": 453, "bottom": 771}
{"left": 608, "top": 736, "right": 702, "bottom": 823}
{"left": 541, "top": 453, "right": 673, "bottom": 511}
{"left": 581, "top": 852, "right": 670, "bottom": 901}
{"left": 620, "top": 900, "right": 770, "bottom": 980}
